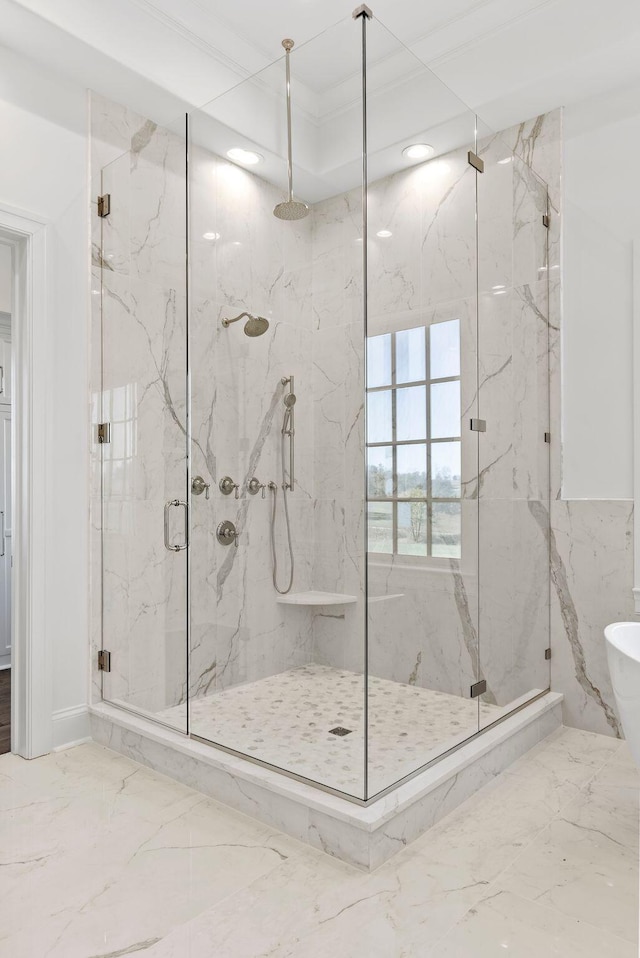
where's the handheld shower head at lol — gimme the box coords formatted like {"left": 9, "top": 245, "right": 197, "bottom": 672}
{"left": 221, "top": 312, "right": 270, "bottom": 337}
{"left": 283, "top": 393, "right": 296, "bottom": 408}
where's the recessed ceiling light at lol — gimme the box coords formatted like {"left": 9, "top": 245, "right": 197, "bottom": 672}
{"left": 376, "top": 229, "right": 392, "bottom": 238}
{"left": 227, "top": 147, "right": 263, "bottom": 166}
{"left": 402, "top": 143, "right": 434, "bottom": 161}
{"left": 203, "top": 232, "right": 221, "bottom": 241}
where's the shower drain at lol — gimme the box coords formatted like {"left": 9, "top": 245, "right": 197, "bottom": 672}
{"left": 329, "top": 727, "right": 353, "bottom": 737}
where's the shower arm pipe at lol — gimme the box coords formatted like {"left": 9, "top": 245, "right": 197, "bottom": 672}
{"left": 282, "top": 375, "right": 294, "bottom": 490}
{"left": 222, "top": 311, "right": 251, "bottom": 328}
{"left": 283, "top": 39, "right": 294, "bottom": 203}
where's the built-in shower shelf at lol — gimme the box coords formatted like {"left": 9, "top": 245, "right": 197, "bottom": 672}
{"left": 276, "top": 591, "right": 358, "bottom": 606}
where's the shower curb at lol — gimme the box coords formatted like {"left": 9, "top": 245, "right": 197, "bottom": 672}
{"left": 89, "top": 692, "right": 563, "bottom": 870}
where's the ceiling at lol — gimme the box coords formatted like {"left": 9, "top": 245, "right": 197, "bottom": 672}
{"left": 2, "top": 0, "right": 640, "bottom": 200}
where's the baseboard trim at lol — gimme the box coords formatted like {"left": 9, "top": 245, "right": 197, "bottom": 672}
{"left": 52, "top": 704, "right": 91, "bottom": 750}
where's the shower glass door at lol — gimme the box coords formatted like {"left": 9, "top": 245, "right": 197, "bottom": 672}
{"left": 187, "top": 17, "right": 368, "bottom": 799}
{"left": 477, "top": 142, "right": 551, "bottom": 726}
{"left": 99, "top": 120, "right": 189, "bottom": 732}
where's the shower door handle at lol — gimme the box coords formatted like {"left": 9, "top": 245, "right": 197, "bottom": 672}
{"left": 164, "top": 499, "right": 189, "bottom": 552}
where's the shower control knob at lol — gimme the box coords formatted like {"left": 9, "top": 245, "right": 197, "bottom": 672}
{"left": 191, "top": 476, "right": 210, "bottom": 500}
{"left": 216, "top": 520, "right": 239, "bottom": 548}
{"left": 247, "top": 477, "right": 266, "bottom": 498}
{"left": 219, "top": 476, "right": 239, "bottom": 498}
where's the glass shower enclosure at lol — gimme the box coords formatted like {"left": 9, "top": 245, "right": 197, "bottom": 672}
{"left": 98, "top": 9, "right": 551, "bottom": 802}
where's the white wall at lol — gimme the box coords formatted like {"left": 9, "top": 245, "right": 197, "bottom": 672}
{"left": 0, "top": 244, "right": 11, "bottom": 313}
{"left": 0, "top": 52, "right": 89, "bottom": 735}
{"left": 562, "top": 201, "right": 633, "bottom": 499}
{"left": 563, "top": 96, "right": 640, "bottom": 499}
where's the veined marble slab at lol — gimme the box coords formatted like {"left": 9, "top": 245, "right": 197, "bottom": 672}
{"left": 90, "top": 691, "right": 562, "bottom": 870}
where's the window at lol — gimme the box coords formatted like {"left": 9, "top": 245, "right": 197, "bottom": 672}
{"left": 367, "top": 320, "right": 461, "bottom": 558}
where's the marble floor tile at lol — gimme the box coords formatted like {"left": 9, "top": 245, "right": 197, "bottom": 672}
{"left": 0, "top": 727, "right": 637, "bottom": 958}
{"left": 430, "top": 889, "right": 637, "bottom": 957}
{"left": 0, "top": 744, "right": 302, "bottom": 958}
{"left": 491, "top": 769, "right": 639, "bottom": 942}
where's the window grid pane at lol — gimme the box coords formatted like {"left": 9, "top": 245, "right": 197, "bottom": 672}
{"left": 366, "top": 320, "right": 461, "bottom": 559}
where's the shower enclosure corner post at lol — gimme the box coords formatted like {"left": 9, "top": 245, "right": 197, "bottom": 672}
{"left": 354, "top": 1, "right": 372, "bottom": 800}
{"left": 184, "top": 109, "right": 191, "bottom": 737}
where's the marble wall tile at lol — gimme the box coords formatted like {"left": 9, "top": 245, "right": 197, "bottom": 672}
{"left": 549, "top": 499, "right": 634, "bottom": 738}
{"left": 495, "top": 110, "right": 562, "bottom": 501}
{"left": 185, "top": 138, "right": 320, "bottom": 753}
{"left": 478, "top": 499, "right": 550, "bottom": 714}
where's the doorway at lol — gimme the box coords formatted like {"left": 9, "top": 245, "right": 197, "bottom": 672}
{"left": 0, "top": 243, "right": 11, "bottom": 754}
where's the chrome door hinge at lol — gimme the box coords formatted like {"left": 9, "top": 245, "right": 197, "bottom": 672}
{"left": 545, "top": 648, "right": 552, "bottom": 661}
{"left": 98, "top": 649, "right": 111, "bottom": 672}
{"left": 544, "top": 431, "right": 551, "bottom": 444}
{"left": 98, "top": 194, "right": 111, "bottom": 218}
{"left": 96, "top": 422, "right": 111, "bottom": 444}
{"left": 470, "top": 418, "right": 487, "bottom": 432}
{"left": 470, "top": 679, "right": 487, "bottom": 698}
{"left": 542, "top": 213, "right": 550, "bottom": 228}
{"left": 468, "top": 151, "right": 485, "bottom": 173}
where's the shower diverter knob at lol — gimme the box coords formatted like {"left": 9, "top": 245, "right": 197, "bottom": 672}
{"left": 216, "top": 520, "right": 239, "bottom": 547}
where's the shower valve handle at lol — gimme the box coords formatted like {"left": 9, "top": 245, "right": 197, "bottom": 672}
{"left": 216, "top": 520, "right": 239, "bottom": 548}
{"left": 247, "top": 477, "right": 266, "bottom": 499}
{"left": 191, "top": 476, "right": 210, "bottom": 500}
{"left": 219, "top": 476, "right": 239, "bottom": 498}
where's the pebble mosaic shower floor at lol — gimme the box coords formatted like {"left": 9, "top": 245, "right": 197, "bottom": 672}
{"left": 157, "top": 664, "right": 503, "bottom": 795}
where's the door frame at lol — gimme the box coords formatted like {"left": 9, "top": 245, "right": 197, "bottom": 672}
{"left": 0, "top": 202, "right": 52, "bottom": 758}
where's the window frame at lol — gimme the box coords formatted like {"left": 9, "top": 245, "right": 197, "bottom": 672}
{"left": 366, "top": 321, "right": 462, "bottom": 560}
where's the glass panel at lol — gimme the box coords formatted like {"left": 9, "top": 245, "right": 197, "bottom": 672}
{"left": 397, "top": 501, "right": 427, "bottom": 556}
{"left": 368, "top": 445, "right": 393, "bottom": 497}
{"left": 477, "top": 140, "right": 551, "bottom": 729}
{"left": 368, "top": 502, "right": 393, "bottom": 554}
{"left": 431, "top": 442, "right": 461, "bottom": 497}
{"left": 100, "top": 120, "right": 188, "bottom": 733}
{"left": 367, "top": 390, "right": 393, "bottom": 443}
{"left": 365, "top": 17, "right": 481, "bottom": 799}
{"left": 397, "top": 443, "right": 427, "bottom": 496}
{"left": 396, "top": 385, "right": 426, "bottom": 441}
{"left": 396, "top": 326, "right": 426, "bottom": 384}
{"left": 188, "top": 16, "right": 366, "bottom": 800}
{"left": 430, "top": 319, "right": 460, "bottom": 379}
{"left": 432, "top": 502, "right": 461, "bottom": 557}
{"left": 367, "top": 333, "right": 392, "bottom": 387}
{"left": 430, "top": 381, "right": 460, "bottom": 439}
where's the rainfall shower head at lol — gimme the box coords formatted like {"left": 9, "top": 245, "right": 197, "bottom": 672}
{"left": 221, "top": 312, "right": 270, "bottom": 337}
{"left": 274, "top": 200, "right": 309, "bottom": 221}
{"left": 274, "top": 39, "right": 309, "bottom": 222}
